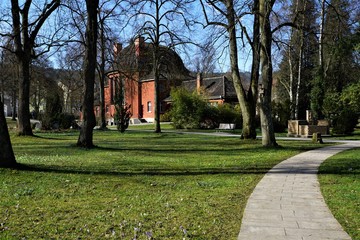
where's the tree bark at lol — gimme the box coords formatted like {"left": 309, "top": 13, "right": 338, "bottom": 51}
{"left": 225, "top": 0, "right": 257, "bottom": 139}
{"left": 0, "top": 100, "right": 17, "bottom": 168}
{"left": 98, "top": 20, "right": 107, "bottom": 130}
{"left": 17, "top": 56, "right": 33, "bottom": 136}
{"left": 258, "top": 0, "right": 277, "bottom": 147}
{"left": 11, "top": 89, "right": 16, "bottom": 121}
{"left": 154, "top": 50, "right": 161, "bottom": 133}
{"left": 153, "top": 0, "right": 161, "bottom": 133}
{"left": 77, "top": 0, "right": 99, "bottom": 148}
{"left": 288, "top": 48, "right": 295, "bottom": 119}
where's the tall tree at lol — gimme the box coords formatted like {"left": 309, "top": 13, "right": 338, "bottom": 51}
{"left": 0, "top": 43, "right": 18, "bottom": 121}
{"left": 258, "top": 0, "right": 277, "bottom": 146}
{"left": 9, "top": 0, "right": 60, "bottom": 136}
{"left": 323, "top": 0, "right": 355, "bottom": 91}
{"left": 311, "top": 0, "right": 358, "bottom": 119}
{"left": 97, "top": 0, "right": 123, "bottom": 130}
{"left": 77, "top": 0, "right": 99, "bottom": 148}
{"left": 200, "top": 0, "right": 259, "bottom": 139}
{"left": 278, "top": 0, "right": 317, "bottom": 120}
{"left": 129, "top": 0, "right": 194, "bottom": 133}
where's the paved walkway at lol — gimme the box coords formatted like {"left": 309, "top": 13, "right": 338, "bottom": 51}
{"left": 238, "top": 142, "right": 360, "bottom": 240}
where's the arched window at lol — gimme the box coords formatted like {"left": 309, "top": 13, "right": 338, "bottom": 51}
{"left": 147, "top": 101, "right": 152, "bottom": 112}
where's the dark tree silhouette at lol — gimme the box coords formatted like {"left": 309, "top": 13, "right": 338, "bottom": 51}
{"left": 77, "top": 0, "right": 99, "bottom": 148}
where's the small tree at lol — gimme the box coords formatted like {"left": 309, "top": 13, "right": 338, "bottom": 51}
{"left": 41, "top": 91, "right": 63, "bottom": 130}
{"left": 113, "top": 78, "right": 132, "bottom": 133}
{"left": 114, "top": 103, "right": 132, "bottom": 133}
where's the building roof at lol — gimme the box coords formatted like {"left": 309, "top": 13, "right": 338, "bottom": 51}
{"left": 182, "top": 75, "right": 238, "bottom": 100}
{"left": 114, "top": 38, "right": 190, "bottom": 82}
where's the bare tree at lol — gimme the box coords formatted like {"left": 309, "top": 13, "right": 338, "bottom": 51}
{"left": 128, "top": 0, "right": 194, "bottom": 133}
{"left": 193, "top": 39, "right": 217, "bottom": 74}
{"left": 76, "top": 0, "right": 99, "bottom": 148}
{"left": 0, "top": 43, "right": 18, "bottom": 120}
{"left": 56, "top": 45, "right": 84, "bottom": 117}
{"left": 278, "top": 0, "right": 317, "bottom": 120}
{"left": 258, "top": 0, "right": 277, "bottom": 146}
{"left": 200, "top": 0, "right": 259, "bottom": 139}
{"left": 97, "top": 0, "right": 123, "bottom": 130}
{"left": 7, "top": 0, "right": 61, "bottom": 136}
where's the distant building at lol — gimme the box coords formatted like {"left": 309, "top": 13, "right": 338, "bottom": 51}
{"left": 180, "top": 73, "right": 238, "bottom": 106}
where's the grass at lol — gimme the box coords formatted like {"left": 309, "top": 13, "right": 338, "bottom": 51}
{"left": 0, "top": 129, "right": 322, "bottom": 239}
{"left": 319, "top": 148, "right": 360, "bottom": 240}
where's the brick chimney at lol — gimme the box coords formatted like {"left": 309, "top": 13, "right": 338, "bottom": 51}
{"left": 196, "top": 72, "right": 203, "bottom": 94}
{"left": 134, "top": 36, "right": 145, "bottom": 57}
{"left": 113, "top": 43, "right": 122, "bottom": 55}
{"left": 113, "top": 43, "right": 122, "bottom": 62}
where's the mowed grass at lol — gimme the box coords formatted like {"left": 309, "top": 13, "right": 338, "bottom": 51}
{"left": 319, "top": 148, "right": 360, "bottom": 240}
{"left": 1, "top": 130, "right": 324, "bottom": 239}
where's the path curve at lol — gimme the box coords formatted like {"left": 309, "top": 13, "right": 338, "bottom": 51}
{"left": 238, "top": 141, "right": 360, "bottom": 240}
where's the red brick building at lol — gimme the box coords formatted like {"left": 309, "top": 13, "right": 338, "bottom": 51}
{"left": 100, "top": 36, "right": 190, "bottom": 124}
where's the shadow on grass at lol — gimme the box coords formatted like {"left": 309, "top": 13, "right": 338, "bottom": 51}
{"left": 14, "top": 163, "right": 272, "bottom": 176}
{"left": 318, "top": 158, "right": 360, "bottom": 175}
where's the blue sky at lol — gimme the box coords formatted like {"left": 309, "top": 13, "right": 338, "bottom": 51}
{"left": 0, "top": 1, "right": 271, "bottom": 73}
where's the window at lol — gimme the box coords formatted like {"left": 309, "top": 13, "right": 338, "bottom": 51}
{"left": 147, "top": 101, "right": 152, "bottom": 112}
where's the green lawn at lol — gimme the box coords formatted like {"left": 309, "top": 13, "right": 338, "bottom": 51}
{"left": 0, "top": 130, "right": 321, "bottom": 239}
{"left": 319, "top": 148, "right": 360, "bottom": 240}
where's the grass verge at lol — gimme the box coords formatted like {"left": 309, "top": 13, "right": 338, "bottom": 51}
{"left": 319, "top": 148, "right": 360, "bottom": 240}
{"left": 1, "top": 130, "right": 324, "bottom": 239}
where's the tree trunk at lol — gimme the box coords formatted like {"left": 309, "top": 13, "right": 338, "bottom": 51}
{"left": 295, "top": 41, "right": 303, "bottom": 120}
{"left": 153, "top": 46, "right": 161, "bottom": 133}
{"left": 153, "top": 0, "right": 161, "bottom": 134}
{"left": 0, "top": 100, "right": 17, "bottom": 168}
{"left": 247, "top": 0, "right": 260, "bottom": 139}
{"left": 259, "top": 0, "right": 277, "bottom": 147}
{"left": 11, "top": 89, "right": 16, "bottom": 121}
{"left": 17, "top": 57, "right": 33, "bottom": 136}
{"left": 225, "top": 0, "right": 257, "bottom": 139}
{"left": 294, "top": 0, "right": 306, "bottom": 120}
{"left": 98, "top": 21, "right": 107, "bottom": 130}
{"left": 77, "top": 0, "right": 99, "bottom": 148}
{"left": 288, "top": 48, "right": 295, "bottom": 119}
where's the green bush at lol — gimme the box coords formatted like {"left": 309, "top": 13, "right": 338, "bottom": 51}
{"left": 169, "top": 87, "right": 214, "bottom": 129}
{"left": 323, "top": 83, "right": 360, "bottom": 134}
{"left": 160, "top": 111, "right": 171, "bottom": 122}
{"left": 216, "top": 103, "right": 242, "bottom": 127}
{"left": 332, "top": 110, "right": 359, "bottom": 134}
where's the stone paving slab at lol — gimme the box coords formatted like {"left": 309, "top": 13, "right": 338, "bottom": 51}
{"left": 238, "top": 142, "right": 360, "bottom": 240}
